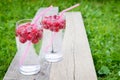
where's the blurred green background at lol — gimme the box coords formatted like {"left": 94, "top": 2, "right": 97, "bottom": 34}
{"left": 0, "top": 0, "right": 120, "bottom": 80}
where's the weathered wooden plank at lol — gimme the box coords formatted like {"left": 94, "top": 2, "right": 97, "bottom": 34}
{"left": 3, "top": 7, "right": 58, "bottom": 80}
{"left": 73, "top": 12, "right": 97, "bottom": 80}
{"left": 50, "top": 12, "right": 97, "bottom": 80}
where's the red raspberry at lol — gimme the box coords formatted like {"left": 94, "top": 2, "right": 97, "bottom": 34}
{"left": 19, "top": 36, "right": 27, "bottom": 43}
{"left": 41, "top": 19, "right": 47, "bottom": 25}
{"left": 32, "top": 38, "right": 39, "bottom": 44}
{"left": 37, "top": 29, "right": 43, "bottom": 39}
{"left": 27, "top": 33, "right": 32, "bottom": 40}
{"left": 54, "top": 27, "right": 59, "bottom": 32}
{"left": 59, "top": 23, "right": 64, "bottom": 29}
{"left": 53, "top": 21, "right": 59, "bottom": 27}
{"left": 47, "top": 21, "right": 52, "bottom": 27}
{"left": 50, "top": 27, "right": 54, "bottom": 31}
{"left": 43, "top": 25, "right": 49, "bottom": 29}
{"left": 20, "top": 29, "right": 28, "bottom": 40}
{"left": 53, "top": 15, "right": 57, "bottom": 19}
{"left": 59, "top": 19, "right": 66, "bottom": 29}
{"left": 16, "top": 26, "right": 24, "bottom": 36}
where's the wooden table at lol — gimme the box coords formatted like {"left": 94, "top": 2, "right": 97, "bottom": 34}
{"left": 3, "top": 7, "right": 97, "bottom": 80}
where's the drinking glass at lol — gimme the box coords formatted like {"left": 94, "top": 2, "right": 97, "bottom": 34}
{"left": 16, "top": 19, "right": 42, "bottom": 75}
{"left": 41, "top": 15, "right": 66, "bottom": 62}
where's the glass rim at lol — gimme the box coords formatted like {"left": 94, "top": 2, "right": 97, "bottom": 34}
{"left": 16, "top": 19, "right": 32, "bottom": 27}
{"left": 42, "top": 15, "right": 65, "bottom": 21}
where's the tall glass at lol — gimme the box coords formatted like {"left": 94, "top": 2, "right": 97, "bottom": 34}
{"left": 16, "top": 19, "right": 42, "bottom": 75}
{"left": 41, "top": 15, "right": 66, "bottom": 62}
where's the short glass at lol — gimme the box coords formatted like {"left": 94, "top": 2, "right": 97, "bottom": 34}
{"left": 16, "top": 19, "right": 43, "bottom": 75}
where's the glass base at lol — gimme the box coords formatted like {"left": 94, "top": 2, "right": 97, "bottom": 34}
{"left": 19, "top": 65, "right": 40, "bottom": 75}
{"left": 45, "top": 52, "right": 63, "bottom": 62}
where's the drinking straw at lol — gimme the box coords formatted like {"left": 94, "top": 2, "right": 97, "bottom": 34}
{"left": 19, "top": 41, "right": 31, "bottom": 66}
{"left": 59, "top": 3, "right": 80, "bottom": 17}
{"left": 31, "top": 5, "right": 53, "bottom": 25}
{"left": 44, "top": 32, "right": 56, "bottom": 53}
{"left": 19, "top": 5, "right": 53, "bottom": 66}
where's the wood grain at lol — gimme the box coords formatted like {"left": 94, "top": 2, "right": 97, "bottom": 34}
{"left": 50, "top": 12, "right": 97, "bottom": 80}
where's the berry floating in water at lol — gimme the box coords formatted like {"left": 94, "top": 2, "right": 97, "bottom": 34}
{"left": 41, "top": 15, "right": 66, "bottom": 32}
{"left": 16, "top": 22, "right": 43, "bottom": 44}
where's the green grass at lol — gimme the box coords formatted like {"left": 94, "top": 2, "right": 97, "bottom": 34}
{"left": 0, "top": 0, "right": 120, "bottom": 80}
